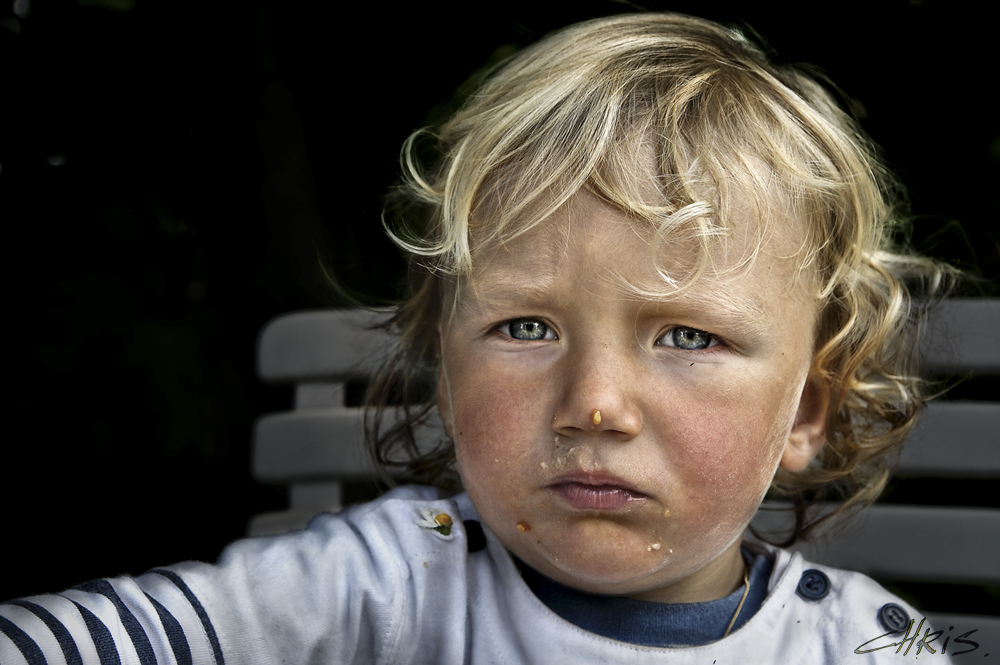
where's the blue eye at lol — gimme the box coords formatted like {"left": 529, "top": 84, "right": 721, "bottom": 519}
{"left": 503, "top": 319, "right": 555, "bottom": 341}
{"left": 660, "top": 327, "right": 715, "bottom": 351}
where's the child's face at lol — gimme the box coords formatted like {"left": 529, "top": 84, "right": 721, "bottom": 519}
{"left": 437, "top": 190, "right": 829, "bottom": 603}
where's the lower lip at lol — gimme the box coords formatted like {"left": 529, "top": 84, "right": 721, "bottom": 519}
{"left": 550, "top": 483, "right": 646, "bottom": 511}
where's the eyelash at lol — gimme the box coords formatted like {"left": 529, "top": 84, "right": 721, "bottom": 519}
{"left": 656, "top": 326, "right": 725, "bottom": 353}
{"left": 491, "top": 319, "right": 725, "bottom": 353}
{"left": 491, "top": 318, "right": 558, "bottom": 342}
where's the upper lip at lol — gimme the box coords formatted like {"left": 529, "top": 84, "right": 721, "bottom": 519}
{"left": 546, "top": 471, "right": 647, "bottom": 496}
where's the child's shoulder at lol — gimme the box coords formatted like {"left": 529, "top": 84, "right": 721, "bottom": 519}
{"left": 741, "top": 539, "right": 941, "bottom": 662}
{"left": 217, "top": 484, "right": 483, "bottom": 592}
{"left": 0, "top": 485, "right": 486, "bottom": 665}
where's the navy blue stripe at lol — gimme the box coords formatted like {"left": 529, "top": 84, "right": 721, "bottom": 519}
{"left": 151, "top": 569, "right": 224, "bottom": 665}
{"left": 144, "top": 592, "right": 192, "bottom": 665}
{"left": 69, "top": 600, "right": 121, "bottom": 665}
{"left": 0, "top": 614, "right": 48, "bottom": 664}
{"left": 74, "top": 580, "right": 156, "bottom": 665}
{"left": 7, "top": 600, "right": 82, "bottom": 665}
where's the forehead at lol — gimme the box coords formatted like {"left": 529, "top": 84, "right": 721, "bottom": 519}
{"left": 463, "top": 187, "right": 814, "bottom": 310}
{"left": 466, "top": 129, "right": 815, "bottom": 287}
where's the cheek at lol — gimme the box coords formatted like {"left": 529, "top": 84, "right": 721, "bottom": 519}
{"left": 672, "top": 423, "right": 776, "bottom": 529}
{"left": 451, "top": 393, "right": 509, "bottom": 477}
{"left": 451, "top": 370, "right": 537, "bottom": 450}
{"left": 448, "top": 366, "right": 547, "bottom": 509}
{"left": 665, "top": 373, "right": 799, "bottom": 516}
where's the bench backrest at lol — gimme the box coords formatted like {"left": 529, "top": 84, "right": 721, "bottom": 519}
{"left": 248, "top": 299, "right": 999, "bottom": 634}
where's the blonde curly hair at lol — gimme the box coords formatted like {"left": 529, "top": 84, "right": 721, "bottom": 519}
{"left": 365, "top": 11, "right": 956, "bottom": 543}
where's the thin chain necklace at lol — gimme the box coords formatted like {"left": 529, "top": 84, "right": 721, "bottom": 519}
{"left": 722, "top": 566, "right": 751, "bottom": 638}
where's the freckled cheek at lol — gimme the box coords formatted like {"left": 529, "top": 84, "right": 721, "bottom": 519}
{"left": 452, "top": 405, "right": 509, "bottom": 476}
{"left": 449, "top": 373, "right": 543, "bottom": 510}
{"left": 665, "top": 401, "right": 785, "bottom": 516}
{"left": 450, "top": 358, "right": 549, "bottom": 442}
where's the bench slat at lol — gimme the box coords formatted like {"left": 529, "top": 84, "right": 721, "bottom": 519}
{"left": 253, "top": 401, "right": 998, "bottom": 481}
{"left": 252, "top": 407, "right": 445, "bottom": 482}
{"left": 750, "top": 504, "right": 1000, "bottom": 585}
{"left": 922, "top": 298, "right": 1000, "bottom": 374}
{"left": 899, "top": 401, "right": 1000, "bottom": 477}
{"left": 257, "top": 309, "right": 393, "bottom": 383}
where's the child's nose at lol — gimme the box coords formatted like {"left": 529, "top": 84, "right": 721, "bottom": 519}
{"left": 550, "top": 348, "right": 642, "bottom": 440}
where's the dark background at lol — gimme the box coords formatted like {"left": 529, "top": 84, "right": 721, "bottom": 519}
{"left": 2, "top": 0, "right": 997, "bottom": 609}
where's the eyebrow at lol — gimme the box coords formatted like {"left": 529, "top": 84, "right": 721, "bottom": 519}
{"left": 459, "top": 271, "right": 562, "bottom": 316}
{"left": 660, "top": 286, "right": 767, "bottom": 324}
{"left": 646, "top": 291, "right": 770, "bottom": 343}
{"left": 461, "top": 268, "right": 770, "bottom": 333}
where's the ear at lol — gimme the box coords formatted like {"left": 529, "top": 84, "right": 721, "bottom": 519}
{"left": 779, "top": 375, "right": 831, "bottom": 473}
{"left": 437, "top": 367, "right": 453, "bottom": 439}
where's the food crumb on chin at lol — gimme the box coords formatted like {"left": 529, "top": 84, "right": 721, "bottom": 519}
{"left": 516, "top": 521, "right": 531, "bottom": 532}
{"left": 647, "top": 543, "right": 661, "bottom": 551}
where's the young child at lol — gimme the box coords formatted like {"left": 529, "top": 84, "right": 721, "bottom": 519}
{"left": 2, "top": 11, "right": 956, "bottom": 664}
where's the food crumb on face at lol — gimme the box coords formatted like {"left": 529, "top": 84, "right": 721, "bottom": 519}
{"left": 516, "top": 521, "right": 531, "bottom": 532}
{"left": 540, "top": 461, "right": 548, "bottom": 469}
{"left": 663, "top": 508, "right": 671, "bottom": 518}
{"left": 592, "top": 409, "right": 602, "bottom": 425}
{"left": 648, "top": 543, "right": 661, "bottom": 551}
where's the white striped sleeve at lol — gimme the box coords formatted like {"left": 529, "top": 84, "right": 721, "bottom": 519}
{"left": 0, "top": 625, "right": 34, "bottom": 665}
{"left": 1, "top": 569, "right": 225, "bottom": 665}
{"left": 1, "top": 601, "right": 69, "bottom": 665}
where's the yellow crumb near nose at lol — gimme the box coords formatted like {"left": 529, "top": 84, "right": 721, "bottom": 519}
{"left": 592, "top": 409, "right": 602, "bottom": 425}
{"left": 663, "top": 508, "right": 671, "bottom": 518}
{"left": 516, "top": 521, "right": 531, "bottom": 532}
{"left": 434, "top": 513, "right": 452, "bottom": 527}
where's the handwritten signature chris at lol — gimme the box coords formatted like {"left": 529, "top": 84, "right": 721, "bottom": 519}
{"left": 855, "top": 618, "right": 983, "bottom": 657}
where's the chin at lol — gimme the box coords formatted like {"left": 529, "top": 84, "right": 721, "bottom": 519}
{"left": 522, "top": 528, "right": 679, "bottom": 592}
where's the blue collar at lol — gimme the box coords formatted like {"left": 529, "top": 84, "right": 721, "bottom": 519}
{"left": 516, "top": 545, "right": 774, "bottom": 647}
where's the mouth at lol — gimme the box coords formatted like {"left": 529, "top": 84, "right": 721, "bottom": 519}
{"left": 546, "top": 472, "right": 648, "bottom": 511}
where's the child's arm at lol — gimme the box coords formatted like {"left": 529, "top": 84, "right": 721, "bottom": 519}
{"left": 0, "top": 501, "right": 407, "bottom": 664}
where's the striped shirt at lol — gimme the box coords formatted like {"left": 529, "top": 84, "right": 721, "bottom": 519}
{"left": 1, "top": 486, "right": 931, "bottom": 664}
